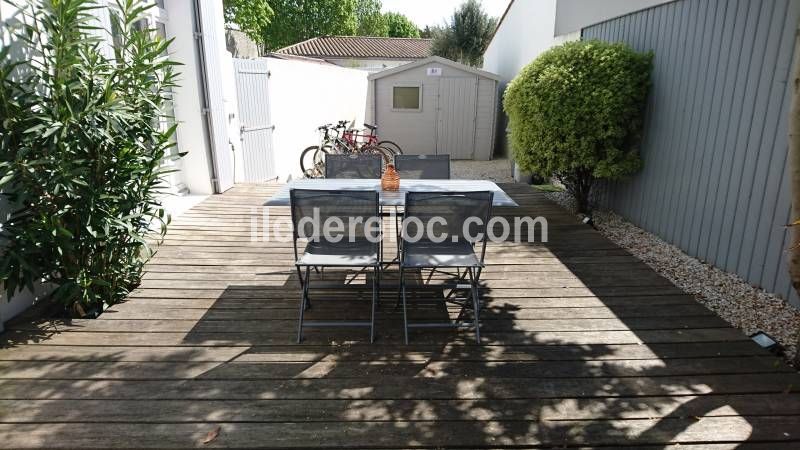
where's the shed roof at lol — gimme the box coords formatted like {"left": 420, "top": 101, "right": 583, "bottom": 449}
{"left": 276, "top": 36, "right": 433, "bottom": 60}
{"left": 367, "top": 55, "right": 501, "bottom": 81}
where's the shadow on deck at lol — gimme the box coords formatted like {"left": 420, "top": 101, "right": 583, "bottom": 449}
{"left": 0, "top": 183, "right": 798, "bottom": 448}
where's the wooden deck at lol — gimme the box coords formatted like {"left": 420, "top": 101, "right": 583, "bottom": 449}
{"left": 1, "top": 182, "right": 799, "bottom": 448}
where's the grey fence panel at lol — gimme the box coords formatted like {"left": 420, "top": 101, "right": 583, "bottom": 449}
{"left": 583, "top": 0, "right": 800, "bottom": 307}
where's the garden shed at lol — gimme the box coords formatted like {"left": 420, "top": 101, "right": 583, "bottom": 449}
{"left": 367, "top": 56, "right": 500, "bottom": 160}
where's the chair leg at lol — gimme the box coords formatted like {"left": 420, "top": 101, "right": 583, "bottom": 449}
{"left": 395, "top": 267, "right": 403, "bottom": 309}
{"left": 296, "top": 266, "right": 311, "bottom": 309}
{"left": 297, "top": 266, "right": 311, "bottom": 343}
{"left": 468, "top": 267, "right": 481, "bottom": 344}
{"left": 375, "top": 263, "right": 382, "bottom": 308}
{"left": 394, "top": 206, "right": 400, "bottom": 262}
{"left": 400, "top": 267, "right": 409, "bottom": 344}
{"left": 370, "top": 265, "right": 377, "bottom": 343}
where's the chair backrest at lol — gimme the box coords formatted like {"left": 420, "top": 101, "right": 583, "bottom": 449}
{"left": 402, "top": 191, "right": 493, "bottom": 249}
{"left": 289, "top": 189, "right": 380, "bottom": 246}
{"left": 325, "top": 154, "right": 382, "bottom": 179}
{"left": 394, "top": 154, "right": 450, "bottom": 179}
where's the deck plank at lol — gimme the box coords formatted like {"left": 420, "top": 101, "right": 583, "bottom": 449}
{"left": 0, "top": 182, "right": 797, "bottom": 449}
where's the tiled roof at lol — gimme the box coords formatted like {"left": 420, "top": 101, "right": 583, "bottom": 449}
{"left": 276, "top": 36, "right": 433, "bottom": 60}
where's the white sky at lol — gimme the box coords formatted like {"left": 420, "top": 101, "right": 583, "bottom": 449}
{"left": 380, "top": 0, "right": 511, "bottom": 28}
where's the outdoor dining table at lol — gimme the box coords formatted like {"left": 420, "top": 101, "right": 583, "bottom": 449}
{"left": 263, "top": 178, "right": 520, "bottom": 207}
{"left": 265, "top": 178, "right": 520, "bottom": 335}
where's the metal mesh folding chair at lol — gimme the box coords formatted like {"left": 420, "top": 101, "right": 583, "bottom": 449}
{"left": 387, "top": 155, "right": 450, "bottom": 264}
{"left": 394, "top": 154, "right": 450, "bottom": 179}
{"left": 325, "top": 154, "right": 383, "bottom": 179}
{"left": 398, "top": 191, "right": 493, "bottom": 344}
{"left": 290, "top": 189, "right": 381, "bottom": 343}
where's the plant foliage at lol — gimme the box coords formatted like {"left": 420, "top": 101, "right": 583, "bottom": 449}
{"left": 355, "top": 0, "right": 388, "bottom": 36}
{"left": 430, "top": 0, "right": 497, "bottom": 66}
{"left": 384, "top": 12, "right": 420, "bottom": 38}
{"left": 261, "top": 0, "right": 421, "bottom": 49}
{"left": 0, "top": 0, "right": 181, "bottom": 313}
{"left": 262, "top": 0, "right": 358, "bottom": 50}
{"left": 503, "top": 40, "right": 652, "bottom": 213}
{"left": 223, "top": 0, "right": 274, "bottom": 46}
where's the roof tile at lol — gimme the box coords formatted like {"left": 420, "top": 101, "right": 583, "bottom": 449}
{"left": 276, "top": 36, "right": 433, "bottom": 60}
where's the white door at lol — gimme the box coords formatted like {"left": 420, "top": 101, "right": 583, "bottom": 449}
{"left": 436, "top": 77, "right": 478, "bottom": 159}
{"left": 233, "top": 59, "right": 275, "bottom": 182}
{"left": 198, "top": 0, "right": 235, "bottom": 192}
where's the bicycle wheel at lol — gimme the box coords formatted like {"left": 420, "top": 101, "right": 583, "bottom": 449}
{"left": 299, "top": 145, "right": 329, "bottom": 178}
{"left": 377, "top": 140, "right": 402, "bottom": 155}
{"left": 331, "top": 138, "right": 354, "bottom": 154}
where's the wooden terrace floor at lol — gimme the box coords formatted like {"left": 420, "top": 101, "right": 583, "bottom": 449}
{"left": 1, "top": 183, "right": 799, "bottom": 448}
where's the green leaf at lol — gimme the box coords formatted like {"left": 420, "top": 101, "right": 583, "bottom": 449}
{"left": 0, "top": 0, "right": 183, "bottom": 311}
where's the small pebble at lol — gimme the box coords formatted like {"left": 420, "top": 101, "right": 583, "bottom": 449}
{"left": 544, "top": 190, "right": 800, "bottom": 362}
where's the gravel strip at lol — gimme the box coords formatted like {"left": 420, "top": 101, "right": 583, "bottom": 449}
{"left": 544, "top": 190, "right": 800, "bottom": 362}
{"left": 451, "top": 159, "right": 514, "bottom": 183}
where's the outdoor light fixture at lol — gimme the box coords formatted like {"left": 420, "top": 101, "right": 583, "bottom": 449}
{"left": 750, "top": 331, "right": 782, "bottom": 354}
{"left": 582, "top": 216, "right": 596, "bottom": 229}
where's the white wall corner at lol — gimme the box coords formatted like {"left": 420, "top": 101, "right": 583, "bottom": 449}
{"left": 554, "top": 0, "right": 675, "bottom": 36}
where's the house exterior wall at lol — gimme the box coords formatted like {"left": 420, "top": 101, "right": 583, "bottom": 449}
{"left": 165, "top": 0, "right": 216, "bottom": 195}
{"left": 482, "top": 0, "right": 560, "bottom": 85}
{"left": 555, "top": 0, "right": 675, "bottom": 35}
{"left": 326, "top": 58, "right": 414, "bottom": 73}
{"left": 584, "top": 0, "right": 800, "bottom": 307}
{"left": 372, "top": 61, "right": 495, "bottom": 159}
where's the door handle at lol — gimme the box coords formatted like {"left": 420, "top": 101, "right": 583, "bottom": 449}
{"left": 240, "top": 125, "right": 275, "bottom": 133}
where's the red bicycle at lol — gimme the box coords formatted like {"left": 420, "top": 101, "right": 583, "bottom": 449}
{"left": 342, "top": 123, "right": 403, "bottom": 156}
{"left": 299, "top": 122, "right": 398, "bottom": 178}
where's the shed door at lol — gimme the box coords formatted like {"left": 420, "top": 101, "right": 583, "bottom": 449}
{"left": 436, "top": 77, "right": 477, "bottom": 159}
{"left": 233, "top": 59, "right": 276, "bottom": 182}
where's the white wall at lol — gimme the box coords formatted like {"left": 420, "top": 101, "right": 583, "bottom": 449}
{"left": 326, "top": 58, "right": 414, "bottom": 74}
{"left": 164, "top": 0, "right": 216, "bottom": 195}
{"left": 265, "top": 58, "right": 368, "bottom": 180}
{"left": 482, "top": 0, "right": 560, "bottom": 84}
{"left": 482, "top": 0, "right": 663, "bottom": 171}
{"left": 484, "top": 0, "right": 676, "bottom": 83}
{"left": 554, "top": 0, "right": 674, "bottom": 36}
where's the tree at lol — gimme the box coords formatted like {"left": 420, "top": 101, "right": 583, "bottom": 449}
{"left": 262, "top": 0, "right": 358, "bottom": 50}
{"left": 384, "top": 12, "right": 420, "bottom": 38}
{"left": 430, "top": 0, "right": 497, "bottom": 66}
{"left": 223, "top": 0, "right": 273, "bottom": 46}
{"left": 419, "top": 25, "right": 435, "bottom": 39}
{"left": 503, "top": 40, "right": 652, "bottom": 214}
{"left": 356, "top": 0, "right": 388, "bottom": 36}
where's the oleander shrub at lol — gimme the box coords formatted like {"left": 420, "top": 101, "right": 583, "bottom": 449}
{"left": 503, "top": 40, "right": 652, "bottom": 213}
{"left": 0, "top": 0, "right": 181, "bottom": 315}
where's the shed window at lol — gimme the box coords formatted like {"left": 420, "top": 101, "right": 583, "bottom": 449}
{"left": 393, "top": 86, "right": 421, "bottom": 110}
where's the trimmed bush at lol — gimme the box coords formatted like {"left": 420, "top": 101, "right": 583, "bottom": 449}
{"left": 503, "top": 40, "right": 652, "bottom": 213}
